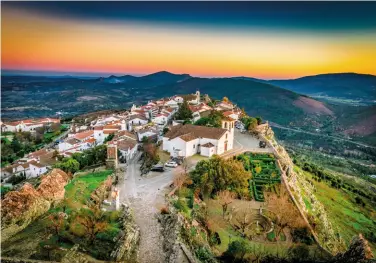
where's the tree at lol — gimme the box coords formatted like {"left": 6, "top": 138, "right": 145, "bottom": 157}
{"left": 175, "top": 100, "right": 193, "bottom": 120}
{"left": 265, "top": 187, "right": 306, "bottom": 239}
{"left": 104, "top": 133, "right": 115, "bottom": 143}
{"left": 256, "top": 116, "right": 262, "bottom": 125}
{"left": 224, "top": 239, "right": 252, "bottom": 262}
{"left": 54, "top": 158, "right": 80, "bottom": 174}
{"left": 48, "top": 212, "right": 66, "bottom": 241}
{"left": 74, "top": 205, "right": 108, "bottom": 244}
{"left": 217, "top": 190, "right": 235, "bottom": 218}
{"left": 194, "top": 111, "right": 224, "bottom": 128}
{"left": 10, "top": 138, "right": 22, "bottom": 153}
{"left": 247, "top": 117, "right": 258, "bottom": 132}
{"left": 190, "top": 155, "right": 251, "bottom": 197}
{"left": 50, "top": 123, "right": 61, "bottom": 133}
{"left": 231, "top": 204, "right": 256, "bottom": 237}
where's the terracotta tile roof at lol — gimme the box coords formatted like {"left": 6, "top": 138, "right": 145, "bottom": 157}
{"left": 115, "top": 130, "right": 137, "bottom": 140}
{"left": 223, "top": 111, "right": 234, "bottom": 117}
{"left": 29, "top": 160, "right": 46, "bottom": 168}
{"left": 201, "top": 142, "right": 215, "bottom": 148}
{"left": 28, "top": 149, "right": 48, "bottom": 158}
{"left": 94, "top": 126, "right": 104, "bottom": 130}
{"left": 65, "top": 138, "right": 80, "bottom": 145}
{"left": 117, "top": 139, "right": 137, "bottom": 151}
{"left": 103, "top": 125, "right": 121, "bottom": 130}
{"left": 86, "top": 138, "right": 96, "bottom": 144}
{"left": 164, "top": 124, "right": 227, "bottom": 140}
{"left": 180, "top": 133, "right": 198, "bottom": 142}
{"left": 74, "top": 130, "right": 94, "bottom": 140}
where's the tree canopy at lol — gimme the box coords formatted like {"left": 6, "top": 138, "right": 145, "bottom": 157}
{"left": 190, "top": 155, "right": 251, "bottom": 198}
{"left": 175, "top": 100, "right": 193, "bottom": 121}
{"left": 194, "top": 110, "right": 224, "bottom": 128}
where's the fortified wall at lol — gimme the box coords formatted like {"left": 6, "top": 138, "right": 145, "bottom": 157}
{"left": 257, "top": 122, "right": 345, "bottom": 255}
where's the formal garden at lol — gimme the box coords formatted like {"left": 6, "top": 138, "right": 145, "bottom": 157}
{"left": 236, "top": 153, "right": 281, "bottom": 202}
{"left": 166, "top": 155, "right": 327, "bottom": 262}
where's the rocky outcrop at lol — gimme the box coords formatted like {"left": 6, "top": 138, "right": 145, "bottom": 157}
{"left": 90, "top": 176, "right": 112, "bottom": 205}
{"left": 110, "top": 204, "right": 140, "bottom": 262}
{"left": 37, "top": 168, "right": 70, "bottom": 202}
{"left": 61, "top": 245, "right": 89, "bottom": 263}
{"left": 159, "top": 210, "right": 183, "bottom": 263}
{"left": 1, "top": 169, "right": 69, "bottom": 241}
{"left": 333, "top": 234, "right": 374, "bottom": 263}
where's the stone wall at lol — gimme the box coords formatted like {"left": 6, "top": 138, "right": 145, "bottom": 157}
{"left": 257, "top": 124, "right": 342, "bottom": 255}
{"left": 110, "top": 204, "right": 140, "bottom": 262}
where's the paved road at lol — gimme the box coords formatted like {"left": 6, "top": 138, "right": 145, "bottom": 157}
{"left": 221, "top": 130, "right": 273, "bottom": 158}
{"left": 119, "top": 152, "right": 177, "bottom": 263}
{"left": 269, "top": 122, "right": 376, "bottom": 149}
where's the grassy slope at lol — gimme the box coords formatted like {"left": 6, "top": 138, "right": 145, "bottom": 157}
{"left": 296, "top": 166, "right": 376, "bottom": 254}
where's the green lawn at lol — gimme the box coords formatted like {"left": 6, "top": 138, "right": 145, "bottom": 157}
{"left": 62, "top": 170, "right": 113, "bottom": 211}
{"left": 298, "top": 167, "right": 376, "bottom": 254}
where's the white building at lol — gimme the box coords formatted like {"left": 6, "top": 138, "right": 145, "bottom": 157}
{"left": 162, "top": 118, "right": 235, "bottom": 158}
{"left": 127, "top": 115, "right": 148, "bottom": 131}
{"left": 29, "top": 160, "right": 48, "bottom": 178}
{"left": 117, "top": 139, "right": 138, "bottom": 161}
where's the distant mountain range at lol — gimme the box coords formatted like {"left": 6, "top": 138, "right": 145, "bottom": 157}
{"left": 1, "top": 71, "right": 375, "bottom": 144}
{"left": 232, "top": 73, "right": 376, "bottom": 104}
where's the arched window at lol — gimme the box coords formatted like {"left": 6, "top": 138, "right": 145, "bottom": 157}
{"left": 224, "top": 122, "right": 227, "bottom": 129}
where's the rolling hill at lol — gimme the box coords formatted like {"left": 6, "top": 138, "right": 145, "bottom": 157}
{"left": 267, "top": 73, "right": 376, "bottom": 104}
{"left": 2, "top": 71, "right": 375, "bottom": 145}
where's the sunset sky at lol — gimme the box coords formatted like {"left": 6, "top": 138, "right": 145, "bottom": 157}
{"left": 2, "top": 2, "right": 376, "bottom": 79}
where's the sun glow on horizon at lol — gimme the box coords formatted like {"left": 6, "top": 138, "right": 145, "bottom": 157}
{"left": 2, "top": 6, "right": 376, "bottom": 79}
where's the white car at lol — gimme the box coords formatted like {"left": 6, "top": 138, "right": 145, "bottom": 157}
{"left": 165, "top": 161, "right": 178, "bottom": 168}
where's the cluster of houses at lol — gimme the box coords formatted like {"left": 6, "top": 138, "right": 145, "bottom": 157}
{"left": 1, "top": 91, "right": 244, "bottom": 182}
{"left": 1, "top": 118, "right": 60, "bottom": 132}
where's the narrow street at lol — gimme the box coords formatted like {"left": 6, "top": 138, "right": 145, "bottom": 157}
{"left": 118, "top": 152, "right": 175, "bottom": 263}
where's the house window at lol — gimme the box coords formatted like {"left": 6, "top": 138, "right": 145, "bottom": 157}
{"left": 193, "top": 144, "right": 195, "bottom": 149}
{"left": 226, "top": 134, "right": 228, "bottom": 139}
{"left": 232, "top": 123, "right": 234, "bottom": 128}
{"left": 224, "top": 122, "right": 227, "bottom": 129}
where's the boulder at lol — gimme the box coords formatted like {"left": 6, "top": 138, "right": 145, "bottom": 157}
{"left": 37, "top": 169, "right": 69, "bottom": 202}
{"left": 1, "top": 169, "right": 70, "bottom": 241}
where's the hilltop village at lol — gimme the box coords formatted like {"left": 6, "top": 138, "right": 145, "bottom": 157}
{"left": 1, "top": 92, "right": 375, "bottom": 263}
{"left": 1, "top": 91, "right": 245, "bottom": 181}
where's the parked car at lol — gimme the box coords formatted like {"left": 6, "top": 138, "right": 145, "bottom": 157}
{"left": 151, "top": 165, "right": 165, "bottom": 172}
{"left": 165, "top": 161, "right": 178, "bottom": 168}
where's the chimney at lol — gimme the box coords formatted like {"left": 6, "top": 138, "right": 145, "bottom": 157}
{"left": 37, "top": 157, "right": 40, "bottom": 164}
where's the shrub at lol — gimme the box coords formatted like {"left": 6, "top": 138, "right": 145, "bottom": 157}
{"left": 195, "top": 247, "right": 216, "bottom": 263}
{"left": 108, "top": 211, "right": 121, "bottom": 223}
{"left": 291, "top": 227, "right": 314, "bottom": 245}
{"left": 69, "top": 222, "right": 86, "bottom": 238}
{"left": 288, "top": 244, "right": 310, "bottom": 261}
{"left": 173, "top": 198, "right": 189, "bottom": 213}
{"left": 267, "top": 230, "right": 276, "bottom": 241}
{"left": 96, "top": 225, "right": 120, "bottom": 241}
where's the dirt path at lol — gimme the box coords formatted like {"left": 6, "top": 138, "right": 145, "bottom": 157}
{"left": 119, "top": 153, "right": 174, "bottom": 263}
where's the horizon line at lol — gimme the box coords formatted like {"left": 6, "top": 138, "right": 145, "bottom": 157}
{"left": 1, "top": 68, "right": 374, "bottom": 81}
